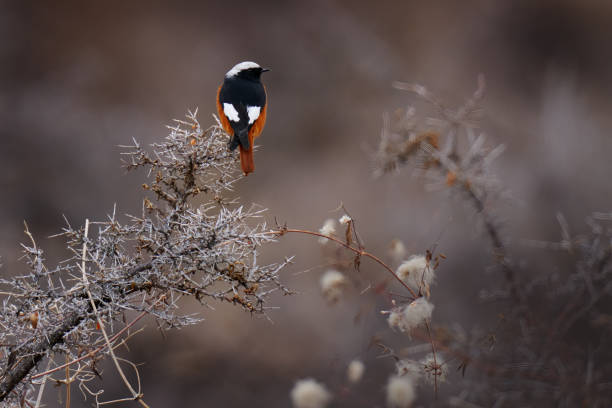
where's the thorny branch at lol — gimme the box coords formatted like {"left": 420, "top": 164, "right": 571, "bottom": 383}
{"left": 0, "top": 111, "right": 292, "bottom": 405}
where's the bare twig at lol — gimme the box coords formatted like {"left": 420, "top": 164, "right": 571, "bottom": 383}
{"left": 271, "top": 228, "right": 418, "bottom": 299}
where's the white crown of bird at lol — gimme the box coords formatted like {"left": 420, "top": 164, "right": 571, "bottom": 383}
{"left": 225, "top": 61, "right": 262, "bottom": 78}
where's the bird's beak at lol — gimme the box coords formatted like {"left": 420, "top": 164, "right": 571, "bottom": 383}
{"left": 262, "top": 68, "right": 271, "bottom": 73}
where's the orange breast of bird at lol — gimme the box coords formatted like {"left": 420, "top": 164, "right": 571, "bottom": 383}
{"left": 216, "top": 85, "right": 233, "bottom": 135}
{"left": 249, "top": 102, "right": 267, "bottom": 142}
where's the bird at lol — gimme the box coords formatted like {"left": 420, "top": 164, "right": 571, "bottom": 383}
{"left": 216, "top": 61, "right": 269, "bottom": 175}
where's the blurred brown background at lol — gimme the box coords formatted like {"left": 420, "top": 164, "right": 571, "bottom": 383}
{"left": 1, "top": 0, "right": 612, "bottom": 406}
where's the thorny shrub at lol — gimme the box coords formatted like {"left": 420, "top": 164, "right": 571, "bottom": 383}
{"left": 0, "top": 111, "right": 292, "bottom": 406}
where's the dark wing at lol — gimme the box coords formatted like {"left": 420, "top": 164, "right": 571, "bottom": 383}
{"left": 219, "top": 78, "right": 266, "bottom": 150}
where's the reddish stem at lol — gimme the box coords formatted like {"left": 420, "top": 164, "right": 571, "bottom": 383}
{"left": 271, "top": 228, "right": 418, "bottom": 298}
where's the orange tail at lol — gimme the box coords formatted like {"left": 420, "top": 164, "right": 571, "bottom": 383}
{"left": 239, "top": 145, "right": 255, "bottom": 175}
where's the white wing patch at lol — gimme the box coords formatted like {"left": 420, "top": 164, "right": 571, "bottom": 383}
{"left": 223, "top": 103, "right": 240, "bottom": 122}
{"left": 247, "top": 106, "right": 261, "bottom": 125}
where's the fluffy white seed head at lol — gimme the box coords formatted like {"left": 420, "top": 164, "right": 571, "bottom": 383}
{"left": 386, "top": 375, "right": 416, "bottom": 408}
{"left": 396, "top": 255, "right": 434, "bottom": 294}
{"left": 347, "top": 359, "right": 365, "bottom": 384}
{"left": 387, "top": 309, "right": 403, "bottom": 329}
{"left": 389, "top": 239, "right": 407, "bottom": 263}
{"left": 401, "top": 297, "right": 434, "bottom": 331}
{"left": 318, "top": 219, "right": 336, "bottom": 244}
{"left": 420, "top": 353, "right": 448, "bottom": 385}
{"left": 339, "top": 214, "right": 352, "bottom": 224}
{"left": 290, "top": 378, "right": 332, "bottom": 408}
{"left": 320, "top": 270, "right": 348, "bottom": 303}
{"left": 387, "top": 297, "right": 434, "bottom": 333}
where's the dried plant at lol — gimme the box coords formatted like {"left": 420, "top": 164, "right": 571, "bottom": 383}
{"left": 374, "top": 78, "right": 612, "bottom": 406}
{"left": 376, "top": 76, "right": 520, "bottom": 301}
{"left": 2, "top": 79, "right": 610, "bottom": 408}
{"left": 0, "top": 111, "right": 292, "bottom": 406}
{"left": 285, "top": 211, "right": 445, "bottom": 406}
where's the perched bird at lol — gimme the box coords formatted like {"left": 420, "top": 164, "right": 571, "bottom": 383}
{"left": 216, "top": 61, "right": 269, "bottom": 175}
